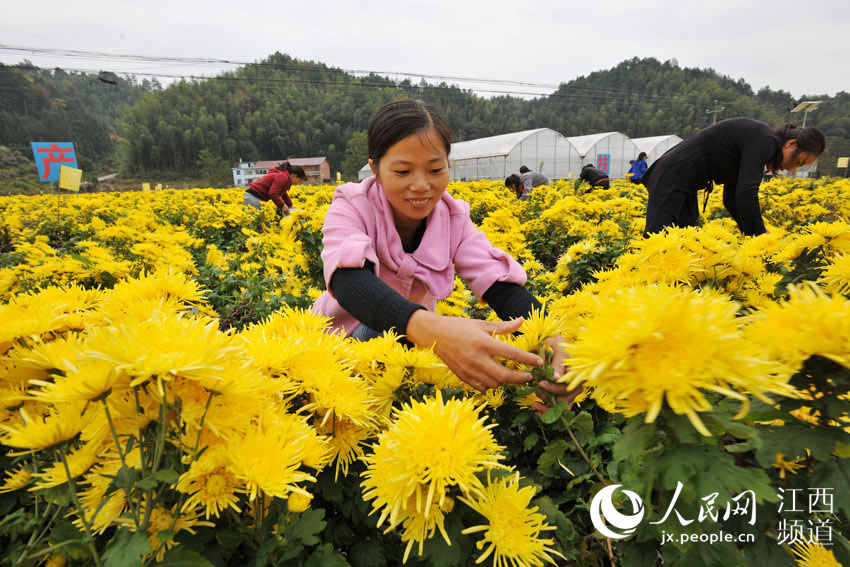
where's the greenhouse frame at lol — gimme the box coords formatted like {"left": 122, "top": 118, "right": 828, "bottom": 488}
{"left": 567, "top": 132, "right": 640, "bottom": 179}
{"left": 631, "top": 135, "right": 684, "bottom": 163}
{"left": 448, "top": 128, "right": 582, "bottom": 181}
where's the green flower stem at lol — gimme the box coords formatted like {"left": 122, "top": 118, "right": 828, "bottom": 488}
{"left": 169, "top": 391, "right": 214, "bottom": 534}
{"left": 13, "top": 503, "right": 59, "bottom": 567}
{"left": 101, "top": 399, "right": 139, "bottom": 528}
{"left": 141, "top": 394, "right": 169, "bottom": 531}
{"left": 534, "top": 344, "right": 609, "bottom": 486}
{"left": 57, "top": 445, "right": 103, "bottom": 567}
{"left": 558, "top": 411, "right": 609, "bottom": 487}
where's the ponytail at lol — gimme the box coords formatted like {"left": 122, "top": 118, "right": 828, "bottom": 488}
{"left": 771, "top": 123, "right": 826, "bottom": 169}
{"left": 277, "top": 161, "right": 306, "bottom": 180}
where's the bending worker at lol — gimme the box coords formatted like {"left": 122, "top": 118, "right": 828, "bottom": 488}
{"left": 643, "top": 118, "right": 825, "bottom": 236}
{"left": 244, "top": 162, "right": 305, "bottom": 216}
{"left": 579, "top": 163, "right": 610, "bottom": 191}
{"left": 506, "top": 165, "right": 549, "bottom": 200}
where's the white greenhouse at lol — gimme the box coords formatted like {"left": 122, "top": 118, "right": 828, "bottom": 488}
{"left": 448, "top": 128, "right": 582, "bottom": 182}
{"left": 566, "top": 132, "right": 639, "bottom": 179}
{"left": 358, "top": 163, "right": 372, "bottom": 181}
{"left": 631, "top": 135, "right": 683, "bottom": 163}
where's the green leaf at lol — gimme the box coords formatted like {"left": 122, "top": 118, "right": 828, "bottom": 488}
{"left": 570, "top": 410, "right": 594, "bottom": 434}
{"left": 285, "top": 508, "right": 327, "bottom": 546}
{"left": 214, "top": 531, "right": 243, "bottom": 549}
{"left": 755, "top": 424, "right": 837, "bottom": 467}
{"left": 810, "top": 459, "right": 850, "bottom": 518}
{"left": 540, "top": 402, "right": 568, "bottom": 424}
{"left": 349, "top": 538, "right": 386, "bottom": 567}
{"left": 32, "top": 485, "right": 71, "bottom": 507}
{"left": 537, "top": 439, "right": 570, "bottom": 472}
{"left": 151, "top": 468, "right": 180, "bottom": 483}
{"left": 158, "top": 546, "right": 215, "bottom": 567}
{"left": 613, "top": 420, "right": 657, "bottom": 463}
{"left": 669, "top": 541, "right": 746, "bottom": 567}
{"left": 69, "top": 253, "right": 94, "bottom": 266}
{"left": 304, "top": 543, "right": 350, "bottom": 567}
{"left": 156, "top": 529, "right": 177, "bottom": 544}
{"left": 103, "top": 528, "right": 152, "bottom": 567}
{"left": 523, "top": 432, "right": 540, "bottom": 451}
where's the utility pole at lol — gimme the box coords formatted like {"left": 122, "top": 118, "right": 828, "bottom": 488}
{"left": 706, "top": 99, "right": 725, "bottom": 125}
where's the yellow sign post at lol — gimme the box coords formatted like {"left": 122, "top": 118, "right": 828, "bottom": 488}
{"left": 838, "top": 157, "right": 849, "bottom": 177}
{"left": 59, "top": 165, "right": 82, "bottom": 192}
{"left": 142, "top": 183, "right": 151, "bottom": 192}
{"left": 155, "top": 183, "right": 162, "bottom": 191}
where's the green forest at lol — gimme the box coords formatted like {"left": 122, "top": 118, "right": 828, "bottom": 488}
{"left": 1, "top": 54, "right": 848, "bottom": 189}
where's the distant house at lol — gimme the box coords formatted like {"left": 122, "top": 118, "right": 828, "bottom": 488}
{"left": 231, "top": 157, "right": 331, "bottom": 187}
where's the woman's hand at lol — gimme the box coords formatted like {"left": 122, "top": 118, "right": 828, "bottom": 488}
{"left": 405, "top": 311, "right": 543, "bottom": 392}
{"left": 532, "top": 335, "right": 583, "bottom": 415}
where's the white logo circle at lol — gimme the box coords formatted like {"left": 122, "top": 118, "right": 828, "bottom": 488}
{"left": 589, "top": 484, "right": 645, "bottom": 539}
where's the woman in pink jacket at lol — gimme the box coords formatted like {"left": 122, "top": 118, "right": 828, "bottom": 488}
{"left": 313, "top": 100, "right": 574, "bottom": 405}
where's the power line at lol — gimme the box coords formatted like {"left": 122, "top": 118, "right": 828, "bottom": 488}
{"left": 0, "top": 44, "right": 792, "bottom": 111}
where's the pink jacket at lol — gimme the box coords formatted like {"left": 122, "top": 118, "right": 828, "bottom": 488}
{"left": 312, "top": 177, "right": 528, "bottom": 335}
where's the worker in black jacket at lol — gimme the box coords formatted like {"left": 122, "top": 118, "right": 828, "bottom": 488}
{"left": 579, "top": 163, "right": 610, "bottom": 191}
{"left": 643, "top": 118, "right": 825, "bottom": 236}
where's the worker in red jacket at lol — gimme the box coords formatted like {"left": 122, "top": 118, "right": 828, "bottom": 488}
{"left": 244, "top": 162, "right": 305, "bottom": 215}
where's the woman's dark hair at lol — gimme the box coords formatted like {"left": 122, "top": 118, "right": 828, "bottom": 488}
{"left": 505, "top": 174, "right": 521, "bottom": 188}
{"left": 277, "top": 161, "right": 306, "bottom": 179}
{"left": 772, "top": 124, "right": 826, "bottom": 168}
{"left": 367, "top": 100, "right": 451, "bottom": 168}
{"left": 637, "top": 152, "right": 648, "bottom": 160}
{"left": 519, "top": 165, "right": 530, "bottom": 174}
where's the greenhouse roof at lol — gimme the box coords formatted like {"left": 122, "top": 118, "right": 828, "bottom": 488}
{"left": 449, "top": 128, "right": 558, "bottom": 161}
{"left": 631, "top": 135, "right": 683, "bottom": 153}
{"left": 564, "top": 132, "right": 622, "bottom": 156}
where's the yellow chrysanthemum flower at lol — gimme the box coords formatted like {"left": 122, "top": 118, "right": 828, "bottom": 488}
{"left": 565, "top": 285, "right": 788, "bottom": 436}
{"left": 0, "top": 466, "right": 32, "bottom": 493}
{"left": 31, "top": 441, "right": 100, "bottom": 490}
{"left": 361, "top": 390, "right": 507, "bottom": 559}
{"left": 819, "top": 254, "right": 850, "bottom": 296}
{"left": 225, "top": 426, "right": 316, "bottom": 502}
{"left": 773, "top": 452, "right": 806, "bottom": 479}
{"left": 0, "top": 403, "right": 94, "bottom": 454}
{"left": 791, "top": 540, "right": 842, "bottom": 567}
{"left": 84, "top": 311, "right": 240, "bottom": 391}
{"left": 461, "top": 473, "right": 565, "bottom": 567}
{"left": 287, "top": 491, "right": 312, "bottom": 513}
{"left": 316, "top": 416, "right": 375, "bottom": 480}
{"left": 744, "top": 283, "right": 850, "bottom": 376}
{"left": 176, "top": 448, "right": 241, "bottom": 519}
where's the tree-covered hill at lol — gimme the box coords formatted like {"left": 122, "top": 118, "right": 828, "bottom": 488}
{"left": 1, "top": 55, "right": 848, "bottom": 181}
{"left": 0, "top": 62, "right": 148, "bottom": 170}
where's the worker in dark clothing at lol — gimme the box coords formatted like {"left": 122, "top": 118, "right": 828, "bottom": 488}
{"left": 643, "top": 119, "right": 825, "bottom": 236}
{"left": 579, "top": 164, "right": 610, "bottom": 191}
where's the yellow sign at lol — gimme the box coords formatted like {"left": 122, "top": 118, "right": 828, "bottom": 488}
{"left": 336, "top": 171, "right": 342, "bottom": 181}
{"left": 838, "top": 157, "right": 849, "bottom": 168}
{"left": 58, "top": 165, "right": 82, "bottom": 192}
{"left": 142, "top": 183, "right": 151, "bottom": 192}
{"left": 155, "top": 183, "right": 162, "bottom": 190}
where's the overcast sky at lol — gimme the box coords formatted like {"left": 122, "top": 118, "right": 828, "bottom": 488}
{"left": 1, "top": 0, "right": 848, "bottom": 100}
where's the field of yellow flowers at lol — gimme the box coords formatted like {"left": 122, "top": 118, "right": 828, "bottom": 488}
{"left": 1, "top": 177, "right": 849, "bottom": 567}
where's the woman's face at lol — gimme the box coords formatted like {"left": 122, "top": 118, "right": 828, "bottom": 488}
{"left": 291, "top": 174, "right": 303, "bottom": 185}
{"left": 780, "top": 140, "right": 818, "bottom": 171}
{"left": 370, "top": 128, "right": 450, "bottom": 231}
